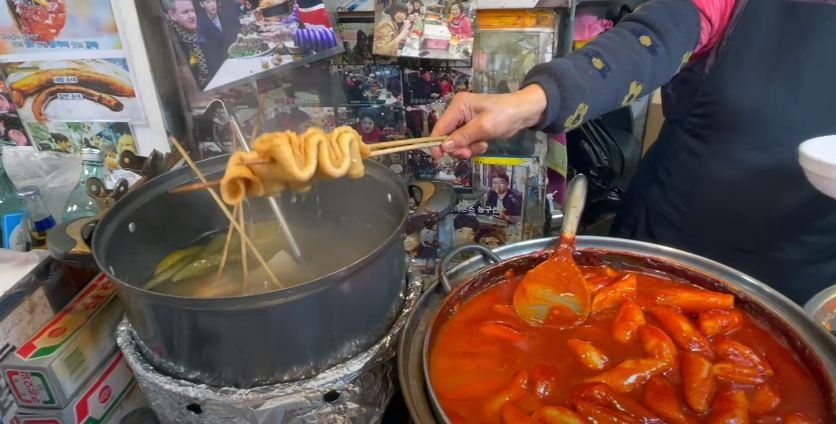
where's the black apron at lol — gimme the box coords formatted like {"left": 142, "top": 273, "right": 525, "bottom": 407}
{"left": 611, "top": 0, "right": 836, "bottom": 304}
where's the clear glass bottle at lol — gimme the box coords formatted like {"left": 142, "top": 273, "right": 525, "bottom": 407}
{"left": 0, "top": 148, "right": 24, "bottom": 231}
{"left": 63, "top": 148, "right": 106, "bottom": 223}
{"left": 17, "top": 186, "right": 56, "bottom": 249}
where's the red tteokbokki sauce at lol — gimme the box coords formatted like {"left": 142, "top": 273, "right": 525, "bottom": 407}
{"left": 427, "top": 264, "right": 831, "bottom": 424}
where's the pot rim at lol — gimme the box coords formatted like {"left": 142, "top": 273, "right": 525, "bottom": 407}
{"left": 419, "top": 236, "right": 836, "bottom": 424}
{"left": 92, "top": 155, "right": 409, "bottom": 308}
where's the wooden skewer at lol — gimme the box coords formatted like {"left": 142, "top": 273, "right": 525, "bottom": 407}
{"left": 169, "top": 180, "right": 221, "bottom": 194}
{"left": 169, "top": 136, "right": 283, "bottom": 289}
{"left": 369, "top": 140, "right": 442, "bottom": 156}
{"left": 217, "top": 203, "right": 240, "bottom": 277}
{"left": 367, "top": 135, "right": 447, "bottom": 150}
{"left": 239, "top": 202, "right": 249, "bottom": 290}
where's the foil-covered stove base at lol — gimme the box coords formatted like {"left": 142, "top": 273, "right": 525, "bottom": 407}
{"left": 116, "top": 267, "right": 423, "bottom": 424}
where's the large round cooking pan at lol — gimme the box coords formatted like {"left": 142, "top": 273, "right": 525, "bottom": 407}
{"left": 93, "top": 155, "right": 409, "bottom": 388}
{"left": 399, "top": 237, "right": 836, "bottom": 423}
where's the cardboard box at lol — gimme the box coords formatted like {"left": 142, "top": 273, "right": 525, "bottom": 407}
{"left": 1, "top": 285, "right": 55, "bottom": 424}
{"left": 1, "top": 275, "right": 122, "bottom": 409}
{"left": 12, "top": 351, "right": 148, "bottom": 424}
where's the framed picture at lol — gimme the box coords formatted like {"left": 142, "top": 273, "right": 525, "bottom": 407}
{"left": 0, "top": 0, "right": 123, "bottom": 54}
{"left": 403, "top": 66, "right": 470, "bottom": 105}
{"left": 373, "top": 0, "right": 474, "bottom": 60}
{"left": 331, "top": 64, "right": 402, "bottom": 106}
{"left": 162, "top": 0, "right": 342, "bottom": 91}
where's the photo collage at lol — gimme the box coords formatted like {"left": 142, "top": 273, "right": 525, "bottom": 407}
{"left": 372, "top": 0, "right": 475, "bottom": 61}
{"left": 0, "top": 1, "right": 143, "bottom": 163}
{"left": 192, "top": 8, "right": 556, "bottom": 277}
{"left": 162, "top": 0, "right": 342, "bottom": 92}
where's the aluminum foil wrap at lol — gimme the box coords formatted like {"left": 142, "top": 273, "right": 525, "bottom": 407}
{"left": 116, "top": 266, "right": 423, "bottom": 424}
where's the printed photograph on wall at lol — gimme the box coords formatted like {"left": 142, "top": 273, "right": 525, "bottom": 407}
{"left": 331, "top": 64, "right": 402, "bottom": 106}
{"left": 335, "top": 0, "right": 374, "bottom": 12}
{"left": 1, "top": 58, "right": 143, "bottom": 123}
{"left": 0, "top": 0, "right": 122, "bottom": 54}
{"left": 162, "top": 0, "right": 341, "bottom": 91}
{"left": 25, "top": 121, "right": 135, "bottom": 170}
{"left": 256, "top": 61, "right": 333, "bottom": 106}
{"left": 0, "top": 79, "right": 31, "bottom": 147}
{"left": 262, "top": 105, "right": 336, "bottom": 133}
{"left": 403, "top": 66, "right": 470, "bottom": 105}
{"left": 337, "top": 105, "right": 407, "bottom": 178}
{"left": 373, "top": 0, "right": 474, "bottom": 60}
{"left": 336, "top": 105, "right": 405, "bottom": 143}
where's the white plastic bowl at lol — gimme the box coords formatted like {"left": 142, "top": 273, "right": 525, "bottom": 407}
{"left": 799, "top": 135, "right": 836, "bottom": 199}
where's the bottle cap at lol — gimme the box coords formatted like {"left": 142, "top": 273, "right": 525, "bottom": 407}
{"left": 81, "top": 148, "right": 105, "bottom": 163}
{"left": 16, "top": 185, "right": 39, "bottom": 198}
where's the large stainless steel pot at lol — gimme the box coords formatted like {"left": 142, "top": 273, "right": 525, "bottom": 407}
{"left": 399, "top": 237, "right": 836, "bottom": 423}
{"left": 92, "top": 155, "right": 408, "bottom": 388}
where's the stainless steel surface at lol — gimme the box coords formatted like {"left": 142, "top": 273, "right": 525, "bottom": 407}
{"left": 547, "top": 196, "right": 564, "bottom": 236}
{"left": 399, "top": 236, "right": 836, "bottom": 423}
{"left": 207, "top": 98, "right": 303, "bottom": 261}
{"left": 805, "top": 284, "right": 836, "bottom": 336}
{"left": 93, "top": 155, "right": 409, "bottom": 388}
{"left": 438, "top": 244, "right": 500, "bottom": 294}
{"left": 560, "top": 174, "right": 587, "bottom": 237}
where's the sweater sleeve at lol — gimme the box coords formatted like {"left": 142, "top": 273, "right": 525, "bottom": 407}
{"left": 520, "top": 0, "right": 702, "bottom": 134}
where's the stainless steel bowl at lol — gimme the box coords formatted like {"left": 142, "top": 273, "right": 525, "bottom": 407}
{"left": 398, "top": 236, "right": 836, "bottom": 423}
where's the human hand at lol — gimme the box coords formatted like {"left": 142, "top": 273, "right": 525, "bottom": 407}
{"left": 431, "top": 84, "right": 547, "bottom": 159}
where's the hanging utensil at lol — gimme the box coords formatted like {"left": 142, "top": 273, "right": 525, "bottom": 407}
{"left": 512, "top": 174, "right": 591, "bottom": 328}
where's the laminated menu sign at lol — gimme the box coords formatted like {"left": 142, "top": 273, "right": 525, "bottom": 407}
{"left": 1, "top": 59, "right": 143, "bottom": 124}
{"left": 0, "top": 274, "right": 123, "bottom": 409}
{"left": 0, "top": 0, "right": 123, "bottom": 54}
{"left": 373, "top": 0, "right": 475, "bottom": 60}
{"left": 161, "top": 0, "right": 342, "bottom": 91}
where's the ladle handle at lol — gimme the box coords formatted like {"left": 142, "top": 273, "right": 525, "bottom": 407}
{"left": 560, "top": 174, "right": 588, "bottom": 239}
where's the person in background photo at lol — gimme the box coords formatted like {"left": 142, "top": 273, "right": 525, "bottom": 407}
{"left": 353, "top": 109, "right": 382, "bottom": 143}
{"left": 439, "top": 76, "right": 454, "bottom": 97}
{"left": 50, "top": 132, "right": 72, "bottom": 152}
{"left": 452, "top": 214, "right": 479, "bottom": 246}
{"left": 0, "top": 93, "right": 15, "bottom": 114}
{"left": 5, "top": 125, "right": 29, "bottom": 147}
{"left": 418, "top": 216, "right": 439, "bottom": 258}
{"left": 197, "top": 0, "right": 241, "bottom": 52}
{"left": 407, "top": 0, "right": 422, "bottom": 22}
{"left": 373, "top": 2, "right": 411, "bottom": 56}
{"left": 446, "top": 2, "right": 472, "bottom": 39}
{"left": 483, "top": 172, "right": 522, "bottom": 221}
{"left": 476, "top": 226, "right": 507, "bottom": 250}
{"left": 165, "top": 0, "right": 214, "bottom": 88}
{"left": 411, "top": 70, "right": 441, "bottom": 103}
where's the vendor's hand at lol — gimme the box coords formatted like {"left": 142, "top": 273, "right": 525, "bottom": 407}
{"left": 430, "top": 84, "right": 547, "bottom": 159}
